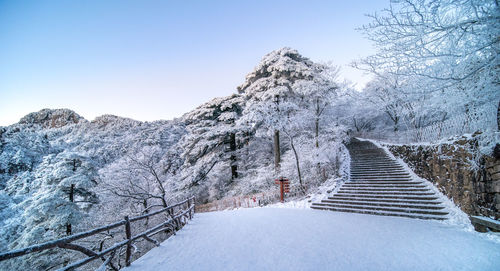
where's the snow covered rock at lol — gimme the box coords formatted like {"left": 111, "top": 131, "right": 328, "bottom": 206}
{"left": 18, "top": 108, "right": 86, "bottom": 129}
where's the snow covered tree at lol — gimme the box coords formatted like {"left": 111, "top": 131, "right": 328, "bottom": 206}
{"left": 0, "top": 151, "right": 98, "bottom": 270}
{"left": 355, "top": 0, "right": 500, "bottom": 128}
{"left": 237, "top": 48, "right": 347, "bottom": 188}
{"left": 100, "top": 145, "right": 177, "bottom": 216}
{"left": 294, "top": 65, "right": 343, "bottom": 147}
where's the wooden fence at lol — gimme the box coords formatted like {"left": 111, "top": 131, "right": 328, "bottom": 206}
{"left": 196, "top": 188, "right": 304, "bottom": 213}
{"left": 0, "top": 196, "right": 195, "bottom": 271}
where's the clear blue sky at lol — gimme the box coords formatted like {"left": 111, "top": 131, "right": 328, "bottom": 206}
{"left": 0, "top": 0, "right": 388, "bottom": 126}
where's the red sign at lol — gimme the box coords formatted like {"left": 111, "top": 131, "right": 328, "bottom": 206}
{"left": 275, "top": 177, "right": 290, "bottom": 202}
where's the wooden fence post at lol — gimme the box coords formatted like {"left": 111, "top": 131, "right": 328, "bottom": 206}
{"left": 66, "top": 184, "right": 74, "bottom": 236}
{"left": 124, "top": 216, "right": 132, "bottom": 267}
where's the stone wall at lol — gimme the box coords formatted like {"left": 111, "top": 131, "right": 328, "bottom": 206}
{"left": 386, "top": 138, "right": 499, "bottom": 219}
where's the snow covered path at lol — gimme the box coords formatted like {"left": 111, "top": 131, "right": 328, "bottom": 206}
{"left": 124, "top": 208, "right": 499, "bottom": 271}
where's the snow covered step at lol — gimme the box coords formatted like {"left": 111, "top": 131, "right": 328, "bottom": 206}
{"left": 351, "top": 164, "right": 403, "bottom": 167}
{"left": 351, "top": 176, "right": 412, "bottom": 181}
{"left": 337, "top": 191, "right": 435, "bottom": 196}
{"left": 330, "top": 193, "right": 439, "bottom": 200}
{"left": 328, "top": 197, "right": 443, "bottom": 205}
{"left": 352, "top": 159, "right": 399, "bottom": 162}
{"left": 351, "top": 178, "right": 412, "bottom": 183}
{"left": 350, "top": 155, "right": 388, "bottom": 159}
{"left": 351, "top": 172, "right": 409, "bottom": 176}
{"left": 351, "top": 166, "right": 404, "bottom": 170}
{"left": 320, "top": 199, "right": 445, "bottom": 209}
{"left": 350, "top": 177, "right": 412, "bottom": 180}
{"left": 351, "top": 170, "right": 408, "bottom": 173}
{"left": 350, "top": 175, "right": 411, "bottom": 179}
{"left": 351, "top": 161, "right": 399, "bottom": 167}
{"left": 311, "top": 203, "right": 449, "bottom": 216}
{"left": 312, "top": 138, "right": 449, "bottom": 220}
{"left": 351, "top": 159, "right": 394, "bottom": 162}
{"left": 339, "top": 187, "right": 431, "bottom": 192}
{"left": 342, "top": 185, "right": 427, "bottom": 190}
{"left": 356, "top": 158, "right": 395, "bottom": 160}
{"left": 350, "top": 173, "right": 409, "bottom": 177}
{"left": 342, "top": 184, "right": 427, "bottom": 188}
{"left": 348, "top": 181, "right": 422, "bottom": 185}
{"left": 350, "top": 170, "right": 407, "bottom": 174}
{"left": 310, "top": 205, "right": 448, "bottom": 220}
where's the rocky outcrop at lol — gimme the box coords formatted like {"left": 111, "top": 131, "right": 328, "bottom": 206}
{"left": 18, "top": 108, "right": 85, "bottom": 128}
{"left": 386, "top": 137, "right": 500, "bottom": 219}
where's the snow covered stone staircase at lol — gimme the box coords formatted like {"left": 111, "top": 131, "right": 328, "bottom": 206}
{"left": 311, "top": 139, "right": 449, "bottom": 220}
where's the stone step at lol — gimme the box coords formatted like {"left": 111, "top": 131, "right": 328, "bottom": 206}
{"left": 350, "top": 177, "right": 412, "bottom": 180}
{"left": 351, "top": 166, "right": 404, "bottom": 169}
{"left": 350, "top": 174, "right": 408, "bottom": 177}
{"left": 351, "top": 166, "right": 401, "bottom": 169}
{"left": 351, "top": 158, "right": 391, "bottom": 161}
{"left": 351, "top": 173, "right": 409, "bottom": 176}
{"left": 350, "top": 178, "right": 413, "bottom": 181}
{"left": 339, "top": 187, "right": 430, "bottom": 192}
{"left": 330, "top": 194, "right": 439, "bottom": 200}
{"left": 350, "top": 156, "right": 388, "bottom": 158}
{"left": 310, "top": 205, "right": 447, "bottom": 220}
{"left": 350, "top": 155, "right": 387, "bottom": 157}
{"left": 351, "top": 159, "right": 393, "bottom": 162}
{"left": 327, "top": 196, "right": 442, "bottom": 205}
{"left": 350, "top": 173, "right": 408, "bottom": 176}
{"left": 350, "top": 174, "right": 411, "bottom": 178}
{"left": 350, "top": 170, "right": 407, "bottom": 174}
{"left": 351, "top": 162, "right": 399, "bottom": 165}
{"left": 350, "top": 180, "right": 413, "bottom": 183}
{"left": 346, "top": 181, "right": 422, "bottom": 186}
{"left": 315, "top": 138, "right": 449, "bottom": 220}
{"left": 312, "top": 202, "right": 449, "bottom": 216}
{"left": 337, "top": 190, "right": 434, "bottom": 196}
{"left": 351, "top": 163, "right": 403, "bottom": 169}
{"left": 321, "top": 199, "right": 445, "bottom": 209}
{"left": 342, "top": 184, "right": 427, "bottom": 188}
{"left": 351, "top": 158, "right": 393, "bottom": 161}
{"left": 352, "top": 158, "right": 390, "bottom": 160}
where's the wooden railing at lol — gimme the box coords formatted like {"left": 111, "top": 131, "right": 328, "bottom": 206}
{"left": 0, "top": 196, "right": 195, "bottom": 271}
{"left": 196, "top": 188, "right": 305, "bottom": 213}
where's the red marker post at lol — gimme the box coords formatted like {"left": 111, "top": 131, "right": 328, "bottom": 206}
{"left": 274, "top": 177, "right": 290, "bottom": 202}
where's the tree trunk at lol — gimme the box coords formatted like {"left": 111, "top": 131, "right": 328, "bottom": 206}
{"left": 143, "top": 199, "right": 149, "bottom": 226}
{"left": 315, "top": 99, "right": 320, "bottom": 148}
{"left": 66, "top": 184, "right": 74, "bottom": 236}
{"left": 497, "top": 100, "right": 499, "bottom": 131}
{"left": 273, "top": 130, "right": 280, "bottom": 171}
{"left": 315, "top": 117, "right": 319, "bottom": 148}
{"left": 289, "top": 137, "right": 303, "bottom": 186}
{"left": 229, "top": 133, "right": 238, "bottom": 179}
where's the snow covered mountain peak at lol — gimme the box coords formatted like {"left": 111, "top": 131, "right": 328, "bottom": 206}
{"left": 18, "top": 108, "right": 86, "bottom": 129}
{"left": 237, "top": 47, "right": 324, "bottom": 97}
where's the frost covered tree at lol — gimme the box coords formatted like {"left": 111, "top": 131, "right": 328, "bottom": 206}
{"left": 295, "top": 65, "right": 343, "bottom": 147}
{"left": 100, "top": 145, "right": 178, "bottom": 217}
{"left": 1, "top": 151, "right": 98, "bottom": 270}
{"left": 355, "top": 0, "right": 500, "bottom": 128}
{"left": 237, "top": 48, "right": 347, "bottom": 187}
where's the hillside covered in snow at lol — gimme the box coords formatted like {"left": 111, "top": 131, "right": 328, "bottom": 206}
{"left": 0, "top": 48, "right": 350, "bottom": 270}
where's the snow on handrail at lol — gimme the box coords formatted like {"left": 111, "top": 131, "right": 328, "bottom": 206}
{"left": 0, "top": 196, "right": 195, "bottom": 270}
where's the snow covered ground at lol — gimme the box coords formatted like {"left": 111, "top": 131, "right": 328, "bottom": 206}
{"left": 124, "top": 208, "right": 499, "bottom": 271}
